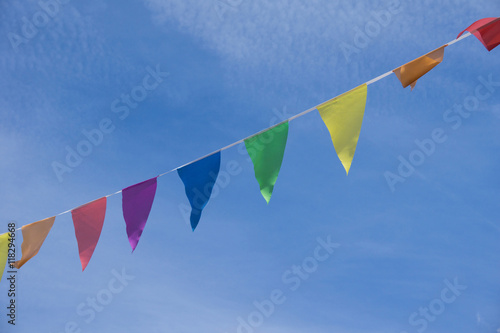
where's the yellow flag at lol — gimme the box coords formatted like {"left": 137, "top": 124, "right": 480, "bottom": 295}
{"left": 14, "top": 217, "right": 55, "bottom": 269}
{"left": 0, "top": 233, "right": 9, "bottom": 281}
{"left": 393, "top": 45, "right": 446, "bottom": 89}
{"left": 317, "top": 84, "right": 368, "bottom": 175}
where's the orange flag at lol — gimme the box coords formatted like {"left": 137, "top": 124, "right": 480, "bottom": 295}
{"left": 393, "top": 45, "right": 447, "bottom": 90}
{"left": 72, "top": 197, "right": 107, "bottom": 271}
{"left": 14, "top": 217, "right": 55, "bottom": 269}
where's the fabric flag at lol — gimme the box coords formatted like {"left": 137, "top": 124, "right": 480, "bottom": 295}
{"left": 178, "top": 152, "right": 221, "bottom": 231}
{"left": 72, "top": 197, "right": 107, "bottom": 271}
{"left": 457, "top": 17, "right": 500, "bottom": 51}
{"left": 0, "top": 233, "right": 9, "bottom": 281}
{"left": 393, "top": 45, "right": 447, "bottom": 89}
{"left": 244, "top": 122, "right": 289, "bottom": 203}
{"left": 122, "top": 177, "right": 157, "bottom": 252}
{"left": 13, "top": 216, "right": 55, "bottom": 269}
{"left": 317, "top": 84, "right": 368, "bottom": 175}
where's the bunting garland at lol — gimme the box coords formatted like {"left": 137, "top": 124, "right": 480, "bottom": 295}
{"left": 2, "top": 17, "right": 499, "bottom": 280}
{"left": 72, "top": 197, "right": 107, "bottom": 271}
{"left": 0, "top": 233, "right": 9, "bottom": 281}
{"left": 317, "top": 84, "right": 368, "bottom": 175}
{"left": 245, "top": 122, "right": 289, "bottom": 203}
{"left": 178, "top": 152, "right": 221, "bottom": 231}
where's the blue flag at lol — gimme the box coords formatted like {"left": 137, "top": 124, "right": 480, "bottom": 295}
{"left": 177, "top": 152, "right": 221, "bottom": 231}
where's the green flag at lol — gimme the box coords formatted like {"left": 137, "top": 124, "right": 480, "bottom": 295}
{"left": 245, "top": 121, "right": 289, "bottom": 203}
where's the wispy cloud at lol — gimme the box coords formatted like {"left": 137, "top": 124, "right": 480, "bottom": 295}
{"left": 141, "top": 1, "right": 495, "bottom": 79}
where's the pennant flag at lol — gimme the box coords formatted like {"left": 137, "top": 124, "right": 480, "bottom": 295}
{"left": 244, "top": 122, "right": 289, "bottom": 203}
{"left": 122, "top": 177, "right": 157, "bottom": 252}
{"left": 457, "top": 17, "right": 500, "bottom": 51}
{"left": 178, "top": 152, "right": 221, "bottom": 231}
{"left": 0, "top": 233, "right": 9, "bottom": 281}
{"left": 393, "top": 45, "right": 447, "bottom": 89}
{"left": 72, "top": 197, "right": 107, "bottom": 271}
{"left": 317, "top": 84, "right": 368, "bottom": 175}
{"left": 14, "top": 217, "right": 55, "bottom": 269}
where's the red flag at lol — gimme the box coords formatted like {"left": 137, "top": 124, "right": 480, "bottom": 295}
{"left": 457, "top": 17, "right": 500, "bottom": 51}
{"left": 72, "top": 197, "right": 107, "bottom": 271}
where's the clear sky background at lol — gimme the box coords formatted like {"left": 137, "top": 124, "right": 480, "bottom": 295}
{"left": 1, "top": 1, "right": 500, "bottom": 332}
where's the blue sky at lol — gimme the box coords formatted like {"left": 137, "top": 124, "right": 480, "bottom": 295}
{"left": 1, "top": 0, "right": 500, "bottom": 332}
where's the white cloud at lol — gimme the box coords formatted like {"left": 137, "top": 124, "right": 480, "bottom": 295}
{"left": 140, "top": 0, "right": 498, "bottom": 104}
{"left": 142, "top": 0, "right": 376, "bottom": 81}
{"left": 142, "top": 0, "right": 494, "bottom": 70}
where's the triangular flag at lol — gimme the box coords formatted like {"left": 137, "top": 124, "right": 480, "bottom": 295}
{"left": 393, "top": 45, "right": 447, "bottom": 89}
{"left": 0, "top": 233, "right": 9, "bottom": 281}
{"left": 177, "top": 151, "right": 221, "bottom": 231}
{"left": 72, "top": 197, "right": 107, "bottom": 271}
{"left": 457, "top": 17, "right": 500, "bottom": 51}
{"left": 317, "top": 84, "right": 368, "bottom": 175}
{"left": 244, "top": 121, "right": 289, "bottom": 203}
{"left": 14, "top": 216, "right": 55, "bottom": 269}
{"left": 122, "top": 177, "right": 157, "bottom": 252}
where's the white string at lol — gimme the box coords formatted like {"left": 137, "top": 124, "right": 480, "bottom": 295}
{"left": 366, "top": 71, "right": 394, "bottom": 86}
{"left": 11, "top": 32, "right": 475, "bottom": 230}
{"left": 448, "top": 32, "right": 471, "bottom": 46}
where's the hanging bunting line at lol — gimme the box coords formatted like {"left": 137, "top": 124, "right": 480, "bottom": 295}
{"left": 0, "top": 17, "right": 496, "bottom": 278}
{"left": 10, "top": 20, "right": 492, "bottom": 235}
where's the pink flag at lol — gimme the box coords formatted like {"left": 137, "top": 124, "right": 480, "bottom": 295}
{"left": 72, "top": 197, "right": 107, "bottom": 271}
{"left": 122, "top": 177, "right": 157, "bottom": 251}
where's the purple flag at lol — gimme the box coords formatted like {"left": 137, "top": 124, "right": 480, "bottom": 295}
{"left": 122, "top": 177, "right": 157, "bottom": 252}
